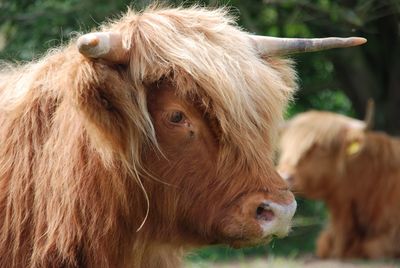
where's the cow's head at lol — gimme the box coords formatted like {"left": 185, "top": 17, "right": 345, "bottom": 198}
{"left": 277, "top": 107, "right": 373, "bottom": 200}
{"left": 76, "top": 7, "right": 365, "bottom": 247}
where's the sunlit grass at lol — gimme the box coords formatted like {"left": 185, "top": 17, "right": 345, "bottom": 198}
{"left": 185, "top": 199, "right": 400, "bottom": 267}
{"left": 186, "top": 256, "right": 400, "bottom": 268}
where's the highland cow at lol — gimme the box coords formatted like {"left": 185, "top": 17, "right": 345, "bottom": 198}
{"left": 277, "top": 109, "right": 400, "bottom": 259}
{"left": 0, "top": 6, "right": 365, "bottom": 267}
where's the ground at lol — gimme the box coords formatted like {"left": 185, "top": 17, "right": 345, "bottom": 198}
{"left": 186, "top": 257, "right": 400, "bottom": 268}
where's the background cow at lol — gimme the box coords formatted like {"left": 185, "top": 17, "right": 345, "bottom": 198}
{"left": 0, "top": 5, "right": 364, "bottom": 268}
{"left": 277, "top": 109, "right": 400, "bottom": 259}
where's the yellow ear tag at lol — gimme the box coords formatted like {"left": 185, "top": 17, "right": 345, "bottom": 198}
{"left": 346, "top": 141, "right": 361, "bottom": 155}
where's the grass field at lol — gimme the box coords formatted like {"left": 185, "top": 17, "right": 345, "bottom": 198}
{"left": 184, "top": 198, "right": 400, "bottom": 268}
{"left": 186, "top": 257, "right": 400, "bottom": 268}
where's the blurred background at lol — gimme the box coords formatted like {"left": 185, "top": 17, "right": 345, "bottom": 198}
{"left": 1, "top": 0, "right": 399, "bottom": 267}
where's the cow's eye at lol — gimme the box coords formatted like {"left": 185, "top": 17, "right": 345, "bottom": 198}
{"left": 169, "top": 111, "right": 184, "bottom": 124}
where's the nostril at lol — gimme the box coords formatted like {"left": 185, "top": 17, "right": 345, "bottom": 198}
{"left": 256, "top": 202, "right": 275, "bottom": 222}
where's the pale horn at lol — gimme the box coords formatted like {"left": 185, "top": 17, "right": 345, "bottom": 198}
{"left": 77, "top": 32, "right": 129, "bottom": 64}
{"left": 363, "top": 99, "right": 375, "bottom": 131}
{"left": 251, "top": 36, "right": 367, "bottom": 56}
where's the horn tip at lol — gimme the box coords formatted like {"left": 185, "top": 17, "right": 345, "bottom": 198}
{"left": 350, "top": 37, "right": 367, "bottom": 46}
{"left": 87, "top": 36, "right": 100, "bottom": 47}
{"left": 77, "top": 33, "right": 110, "bottom": 58}
{"left": 77, "top": 34, "right": 100, "bottom": 52}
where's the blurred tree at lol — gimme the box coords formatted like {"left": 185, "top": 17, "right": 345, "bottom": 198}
{"left": 0, "top": 0, "right": 155, "bottom": 60}
{"left": 2, "top": 0, "right": 398, "bottom": 132}
{"left": 236, "top": 0, "right": 400, "bottom": 133}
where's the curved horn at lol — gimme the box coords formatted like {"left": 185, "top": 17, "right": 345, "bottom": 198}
{"left": 77, "top": 32, "right": 129, "bottom": 64}
{"left": 363, "top": 99, "right": 375, "bottom": 131}
{"left": 251, "top": 36, "right": 367, "bottom": 56}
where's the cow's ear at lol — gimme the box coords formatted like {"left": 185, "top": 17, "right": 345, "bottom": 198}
{"left": 342, "top": 128, "right": 365, "bottom": 157}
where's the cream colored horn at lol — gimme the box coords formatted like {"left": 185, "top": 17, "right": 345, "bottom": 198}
{"left": 77, "top": 32, "right": 129, "bottom": 64}
{"left": 363, "top": 99, "right": 375, "bottom": 130}
{"left": 251, "top": 36, "right": 367, "bottom": 56}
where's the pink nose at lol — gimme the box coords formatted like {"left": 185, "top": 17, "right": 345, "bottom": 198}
{"left": 255, "top": 200, "right": 297, "bottom": 238}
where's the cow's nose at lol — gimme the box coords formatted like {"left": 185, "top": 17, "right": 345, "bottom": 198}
{"left": 256, "top": 199, "right": 297, "bottom": 238}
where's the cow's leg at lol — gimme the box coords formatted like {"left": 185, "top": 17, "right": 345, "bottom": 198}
{"left": 341, "top": 236, "right": 364, "bottom": 258}
{"left": 361, "top": 233, "right": 393, "bottom": 259}
{"left": 316, "top": 227, "right": 335, "bottom": 258}
{"left": 317, "top": 223, "right": 360, "bottom": 259}
{"left": 321, "top": 203, "right": 364, "bottom": 259}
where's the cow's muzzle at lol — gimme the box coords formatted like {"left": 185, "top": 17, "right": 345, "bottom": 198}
{"left": 218, "top": 191, "right": 296, "bottom": 247}
{"left": 256, "top": 199, "right": 297, "bottom": 238}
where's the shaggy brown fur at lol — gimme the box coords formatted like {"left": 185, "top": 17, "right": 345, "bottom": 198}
{"left": 278, "top": 111, "right": 400, "bottom": 259}
{"left": 0, "top": 6, "right": 297, "bottom": 268}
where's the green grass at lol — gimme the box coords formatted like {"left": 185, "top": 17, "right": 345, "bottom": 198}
{"left": 186, "top": 223, "right": 321, "bottom": 263}
{"left": 186, "top": 256, "right": 400, "bottom": 268}
{"left": 186, "top": 198, "right": 326, "bottom": 263}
